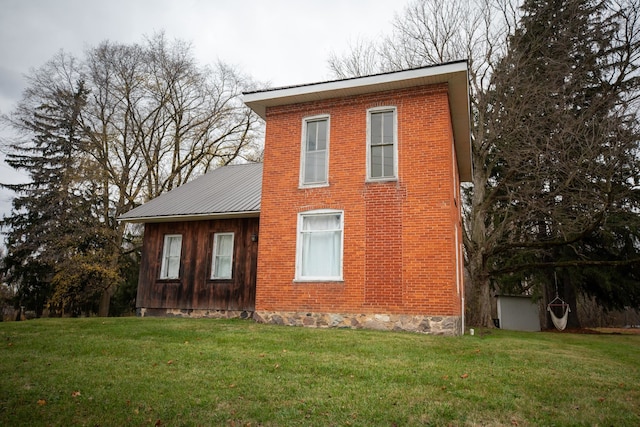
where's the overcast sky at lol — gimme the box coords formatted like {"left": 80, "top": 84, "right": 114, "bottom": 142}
{"left": 0, "top": 0, "right": 410, "bottom": 228}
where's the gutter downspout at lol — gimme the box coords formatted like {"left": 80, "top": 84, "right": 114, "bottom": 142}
{"left": 461, "top": 296, "right": 465, "bottom": 335}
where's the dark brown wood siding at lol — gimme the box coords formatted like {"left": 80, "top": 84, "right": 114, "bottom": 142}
{"left": 136, "top": 217, "right": 259, "bottom": 312}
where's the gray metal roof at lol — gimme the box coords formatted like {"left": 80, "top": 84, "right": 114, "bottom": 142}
{"left": 119, "top": 163, "right": 262, "bottom": 223}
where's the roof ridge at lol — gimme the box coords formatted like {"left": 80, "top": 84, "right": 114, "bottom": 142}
{"left": 242, "top": 59, "right": 468, "bottom": 95}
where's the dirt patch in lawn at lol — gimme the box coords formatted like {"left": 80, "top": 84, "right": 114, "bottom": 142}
{"left": 544, "top": 327, "right": 640, "bottom": 335}
{"left": 591, "top": 327, "right": 640, "bottom": 335}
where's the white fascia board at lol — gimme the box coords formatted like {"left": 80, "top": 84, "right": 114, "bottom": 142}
{"left": 243, "top": 61, "right": 469, "bottom": 120}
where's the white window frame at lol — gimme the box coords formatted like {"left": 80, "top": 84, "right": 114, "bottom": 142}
{"left": 160, "top": 234, "right": 182, "bottom": 279}
{"left": 300, "top": 115, "right": 330, "bottom": 187}
{"left": 366, "top": 106, "right": 398, "bottom": 181}
{"left": 295, "top": 209, "right": 344, "bottom": 282}
{"left": 211, "top": 232, "right": 234, "bottom": 280}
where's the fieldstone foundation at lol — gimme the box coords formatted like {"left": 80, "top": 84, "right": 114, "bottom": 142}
{"left": 253, "top": 311, "right": 462, "bottom": 335}
{"left": 136, "top": 308, "right": 461, "bottom": 335}
{"left": 137, "top": 308, "right": 253, "bottom": 319}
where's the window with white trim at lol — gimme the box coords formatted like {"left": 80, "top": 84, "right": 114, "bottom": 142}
{"left": 212, "top": 232, "right": 234, "bottom": 279}
{"left": 301, "top": 116, "right": 329, "bottom": 186}
{"left": 160, "top": 234, "right": 182, "bottom": 279}
{"left": 367, "top": 107, "right": 397, "bottom": 180}
{"left": 296, "top": 210, "right": 343, "bottom": 281}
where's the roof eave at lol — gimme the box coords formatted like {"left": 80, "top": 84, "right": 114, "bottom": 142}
{"left": 118, "top": 210, "right": 260, "bottom": 224}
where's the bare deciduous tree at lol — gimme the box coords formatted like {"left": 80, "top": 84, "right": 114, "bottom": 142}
{"left": 79, "top": 34, "right": 263, "bottom": 315}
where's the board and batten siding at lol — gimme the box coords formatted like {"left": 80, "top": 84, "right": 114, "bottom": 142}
{"left": 136, "top": 217, "right": 259, "bottom": 313}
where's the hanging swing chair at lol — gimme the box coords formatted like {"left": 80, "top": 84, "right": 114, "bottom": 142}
{"left": 547, "top": 273, "right": 571, "bottom": 331}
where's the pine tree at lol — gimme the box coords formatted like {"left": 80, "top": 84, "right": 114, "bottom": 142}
{"left": 485, "top": 0, "right": 640, "bottom": 326}
{"left": 1, "top": 80, "right": 119, "bottom": 316}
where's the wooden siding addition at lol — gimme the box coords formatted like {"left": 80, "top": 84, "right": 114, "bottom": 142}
{"left": 136, "top": 218, "right": 259, "bottom": 313}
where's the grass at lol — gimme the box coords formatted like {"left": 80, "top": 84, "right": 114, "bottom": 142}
{"left": 0, "top": 318, "right": 638, "bottom": 426}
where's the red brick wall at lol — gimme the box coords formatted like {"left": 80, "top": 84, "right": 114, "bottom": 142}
{"left": 256, "top": 83, "right": 462, "bottom": 317}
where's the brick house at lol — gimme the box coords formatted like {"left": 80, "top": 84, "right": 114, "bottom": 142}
{"left": 121, "top": 60, "right": 472, "bottom": 335}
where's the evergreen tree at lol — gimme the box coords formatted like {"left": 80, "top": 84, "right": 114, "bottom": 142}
{"left": 1, "top": 79, "right": 118, "bottom": 316}
{"left": 485, "top": 0, "right": 640, "bottom": 326}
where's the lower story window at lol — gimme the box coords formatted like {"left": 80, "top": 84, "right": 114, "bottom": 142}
{"left": 296, "top": 210, "right": 343, "bottom": 281}
{"left": 212, "top": 232, "right": 234, "bottom": 279}
{"left": 160, "top": 234, "right": 182, "bottom": 279}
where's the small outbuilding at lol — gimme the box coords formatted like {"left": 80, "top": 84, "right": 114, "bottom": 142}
{"left": 496, "top": 295, "right": 541, "bottom": 332}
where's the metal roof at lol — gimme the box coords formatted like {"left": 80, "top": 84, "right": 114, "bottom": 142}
{"left": 243, "top": 60, "right": 472, "bottom": 182}
{"left": 118, "top": 163, "right": 262, "bottom": 223}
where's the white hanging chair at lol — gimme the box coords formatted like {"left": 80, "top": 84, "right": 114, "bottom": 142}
{"left": 547, "top": 296, "right": 571, "bottom": 331}
{"left": 547, "top": 272, "right": 571, "bottom": 331}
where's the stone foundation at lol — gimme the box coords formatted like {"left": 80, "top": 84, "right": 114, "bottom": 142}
{"left": 137, "top": 307, "right": 253, "bottom": 320}
{"left": 136, "top": 308, "right": 461, "bottom": 335}
{"left": 253, "top": 311, "right": 461, "bottom": 335}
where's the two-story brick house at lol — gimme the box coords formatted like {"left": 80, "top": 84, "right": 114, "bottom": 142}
{"left": 120, "top": 60, "right": 471, "bottom": 335}
{"left": 243, "top": 60, "right": 471, "bottom": 335}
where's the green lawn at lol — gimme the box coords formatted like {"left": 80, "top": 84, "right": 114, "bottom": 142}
{"left": 1, "top": 318, "right": 638, "bottom": 426}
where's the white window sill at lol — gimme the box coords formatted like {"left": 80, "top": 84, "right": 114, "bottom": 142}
{"left": 293, "top": 278, "right": 344, "bottom": 283}
{"left": 366, "top": 177, "right": 398, "bottom": 183}
{"left": 299, "top": 183, "right": 330, "bottom": 189}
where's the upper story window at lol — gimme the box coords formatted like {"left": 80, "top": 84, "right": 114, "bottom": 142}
{"left": 367, "top": 107, "right": 397, "bottom": 180}
{"left": 301, "top": 115, "right": 329, "bottom": 186}
{"left": 295, "top": 210, "right": 343, "bottom": 281}
{"left": 160, "top": 234, "right": 182, "bottom": 279}
{"left": 212, "top": 232, "right": 234, "bottom": 279}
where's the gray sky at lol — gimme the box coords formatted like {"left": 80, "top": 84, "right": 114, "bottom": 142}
{"left": 0, "top": 0, "right": 409, "bottom": 228}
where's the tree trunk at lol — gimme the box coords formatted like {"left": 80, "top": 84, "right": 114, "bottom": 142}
{"left": 466, "top": 249, "right": 494, "bottom": 327}
{"left": 562, "top": 271, "right": 581, "bottom": 329}
{"left": 464, "top": 141, "right": 494, "bottom": 328}
{"left": 98, "top": 288, "right": 111, "bottom": 317}
{"left": 98, "top": 225, "right": 125, "bottom": 317}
